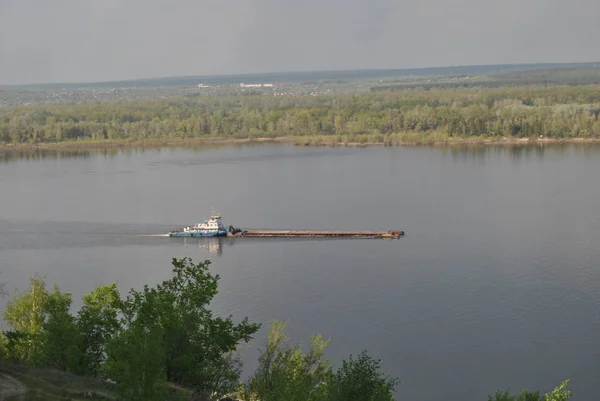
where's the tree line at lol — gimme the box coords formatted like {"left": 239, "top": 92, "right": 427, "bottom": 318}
{"left": 1, "top": 85, "right": 600, "bottom": 146}
{"left": 0, "top": 258, "right": 574, "bottom": 400}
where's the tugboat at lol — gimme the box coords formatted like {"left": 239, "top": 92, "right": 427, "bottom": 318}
{"left": 168, "top": 210, "right": 228, "bottom": 237}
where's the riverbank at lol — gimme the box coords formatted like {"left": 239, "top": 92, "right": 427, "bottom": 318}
{"left": 0, "top": 137, "right": 290, "bottom": 152}
{"left": 2, "top": 134, "right": 600, "bottom": 152}
{"left": 292, "top": 135, "right": 600, "bottom": 147}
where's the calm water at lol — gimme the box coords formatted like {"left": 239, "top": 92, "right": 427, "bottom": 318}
{"left": 1, "top": 144, "right": 600, "bottom": 400}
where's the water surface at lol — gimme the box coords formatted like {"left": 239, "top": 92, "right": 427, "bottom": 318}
{"left": 1, "top": 143, "right": 600, "bottom": 400}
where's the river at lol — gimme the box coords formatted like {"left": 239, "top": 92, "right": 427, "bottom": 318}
{"left": 1, "top": 143, "right": 599, "bottom": 400}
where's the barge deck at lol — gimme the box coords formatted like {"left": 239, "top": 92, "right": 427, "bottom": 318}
{"left": 227, "top": 229, "right": 404, "bottom": 239}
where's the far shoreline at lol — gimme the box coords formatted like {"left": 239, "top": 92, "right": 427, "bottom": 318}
{"left": 2, "top": 135, "right": 600, "bottom": 152}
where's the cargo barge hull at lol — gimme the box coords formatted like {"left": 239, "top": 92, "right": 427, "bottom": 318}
{"left": 227, "top": 228, "right": 404, "bottom": 239}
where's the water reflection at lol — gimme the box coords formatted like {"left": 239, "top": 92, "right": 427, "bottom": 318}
{"left": 174, "top": 236, "right": 323, "bottom": 257}
{"left": 443, "top": 142, "right": 600, "bottom": 163}
{"left": 178, "top": 236, "right": 229, "bottom": 257}
{"left": 5, "top": 142, "right": 600, "bottom": 165}
{"left": 0, "top": 147, "right": 152, "bottom": 164}
{"left": 0, "top": 142, "right": 278, "bottom": 164}
{"left": 0, "top": 148, "right": 94, "bottom": 163}
{"left": 173, "top": 235, "right": 349, "bottom": 257}
{"left": 0, "top": 148, "right": 152, "bottom": 163}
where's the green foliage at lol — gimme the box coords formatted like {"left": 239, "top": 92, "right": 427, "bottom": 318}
{"left": 488, "top": 379, "right": 571, "bottom": 401}
{"left": 0, "top": 330, "right": 7, "bottom": 360}
{"left": 488, "top": 389, "right": 516, "bottom": 401}
{"left": 245, "top": 320, "right": 332, "bottom": 401}
{"left": 545, "top": 380, "right": 572, "bottom": 401}
{"left": 74, "top": 282, "right": 121, "bottom": 376}
{"left": 39, "top": 289, "right": 78, "bottom": 371}
{"left": 1, "top": 330, "right": 37, "bottom": 364}
{"left": 521, "top": 391, "right": 542, "bottom": 401}
{"left": 244, "top": 320, "right": 400, "bottom": 401}
{"left": 327, "top": 350, "right": 400, "bottom": 401}
{"left": 2, "top": 277, "right": 80, "bottom": 369}
{"left": 193, "top": 351, "right": 244, "bottom": 401}
{"left": 102, "top": 316, "right": 167, "bottom": 400}
{"left": 2, "top": 85, "right": 600, "bottom": 146}
{"left": 0, "top": 279, "right": 121, "bottom": 378}
{"left": 103, "top": 257, "right": 260, "bottom": 401}
{"left": 2, "top": 275, "right": 55, "bottom": 364}
{"left": 488, "top": 389, "right": 542, "bottom": 401}
{"left": 3, "top": 275, "right": 49, "bottom": 333}
{"left": 101, "top": 270, "right": 169, "bottom": 399}
{"left": 0, "top": 258, "right": 259, "bottom": 401}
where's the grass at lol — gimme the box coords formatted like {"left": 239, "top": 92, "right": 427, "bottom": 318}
{"left": 0, "top": 364, "right": 204, "bottom": 401}
{"left": 0, "top": 364, "right": 117, "bottom": 401}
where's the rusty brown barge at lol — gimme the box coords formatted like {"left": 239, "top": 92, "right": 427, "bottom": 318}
{"left": 166, "top": 210, "right": 403, "bottom": 239}
{"left": 226, "top": 227, "right": 404, "bottom": 239}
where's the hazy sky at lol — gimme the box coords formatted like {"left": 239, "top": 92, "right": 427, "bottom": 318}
{"left": 1, "top": 0, "right": 599, "bottom": 85}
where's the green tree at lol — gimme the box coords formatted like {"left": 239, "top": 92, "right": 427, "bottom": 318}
{"left": 488, "top": 389, "right": 514, "bottom": 401}
{"left": 156, "top": 257, "right": 259, "bottom": 399}
{"left": 39, "top": 288, "right": 78, "bottom": 371}
{"left": 0, "top": 271, "right": 5, "bottom": 359}
{"left": 245, "top": 320, "right": 332, "bottom": 401}
{"left": 327, "top": 350, "right": 400, "bottom": 401}
{"left": 488, "top": 379, "right": 571, "bottom": 401}
{"left": 195, "top": 351, "right": 244, "bottom": 401}
{"left": 3, "top": 275, "right": 48, "bottom": 333}
{"left": 102, "top": 287, "right": 167, "bottom": 401}
{"left": 74, "top": 282, "right": 122, "bottom": 376}
{"left": 488, "top": 389, "right": 542, "bottom": 401}
{"left": 545, "top": 380, "right": 572, "bottom": 401}
{"left": 2, "top": 276, "right": 79, "bottom": 368}
{"left": 0, "top": 309, "right": 7, "bottom": 360}
{"left": 103, "top": 257, "right": 260, "bottom": 401}
{"left": 2, "top": 275, "right": 52, "bottom": 364}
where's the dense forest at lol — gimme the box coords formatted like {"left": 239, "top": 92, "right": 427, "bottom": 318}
{"left": 0, "top": 258, "right": 572, "bottom": 400}
{"left": 1, "top": 85, "right": 600, "bottom": 147}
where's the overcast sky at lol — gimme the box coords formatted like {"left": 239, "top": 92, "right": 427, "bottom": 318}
{"left": 1, "top": 0, "right": 599, "bottom": 85}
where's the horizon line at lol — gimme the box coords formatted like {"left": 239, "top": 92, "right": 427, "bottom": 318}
{"left": 3, "top": 60, "right": 599, "bottom": 88}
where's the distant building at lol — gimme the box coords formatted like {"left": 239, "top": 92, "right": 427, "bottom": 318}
{"left": 239, "top": 83, "right": 274, "bottom": 88}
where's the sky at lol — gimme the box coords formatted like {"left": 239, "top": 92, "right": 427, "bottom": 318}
{"left": 1, "top": 0, "right": 599, "bottom": 85}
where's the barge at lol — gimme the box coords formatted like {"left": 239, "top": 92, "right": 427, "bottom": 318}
{"left": 168, "top": 211, "right": 403, "bottom": 239}
{"left": 226, "top": 228, "right": 404, "bottom": 239}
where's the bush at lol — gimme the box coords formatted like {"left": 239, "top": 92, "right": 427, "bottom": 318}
{"left": 244, "top": 320, "right": 400, "bottom": 401}
{"left": 488, "top": 379, "right": 571, "bottom": 401}
{"left": 327, "top": 350, "right": 400, "bottom": 401}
